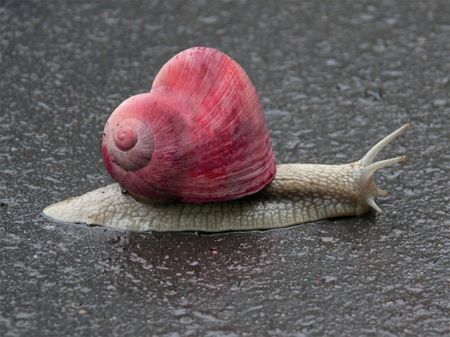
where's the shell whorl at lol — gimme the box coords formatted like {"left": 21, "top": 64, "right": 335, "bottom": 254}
{"left": 102, "top": 92, "right": 190, "bottom": 202}
{"left": 105, "top": 117, "right": 154, "bottom": 171}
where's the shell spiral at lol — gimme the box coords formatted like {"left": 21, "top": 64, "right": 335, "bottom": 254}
{"left": 102, "top": 47, "right": 276, "bottom": 203}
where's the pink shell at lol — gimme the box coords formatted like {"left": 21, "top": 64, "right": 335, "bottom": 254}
{"left": 102, "top": 47, "right": 276, "bottom": 203}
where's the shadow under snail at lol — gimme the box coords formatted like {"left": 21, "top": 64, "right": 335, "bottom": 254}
{"left": 43, "top": 47, "right": 410, "bottom": 232}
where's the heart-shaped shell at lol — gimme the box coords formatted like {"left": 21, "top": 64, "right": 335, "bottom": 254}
{"left": 102, "top": 47, "right": 276, "bottom": 203}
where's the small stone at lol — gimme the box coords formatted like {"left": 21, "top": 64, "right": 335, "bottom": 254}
{"left": 433, "top": 99, "right": 447, "bottom": 107}
{"left": 320, "top": 237, "right": 336, "bottom": 243}
{"left": 322, "top": 275, "right": 337, "bottom": 283}
{"left": 326, "top": 59, "right": 339, "bottom": 67}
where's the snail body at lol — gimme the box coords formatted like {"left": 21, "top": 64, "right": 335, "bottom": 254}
{"left": 43, "top": 126, "right": 409, "bottom": 232}
{"left": 43, "top": 47, "right": 410, "bottom": 232}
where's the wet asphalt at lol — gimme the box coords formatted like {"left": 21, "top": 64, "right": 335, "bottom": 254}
{"left": 1, "top": 1, "right": 449, "bottom": 336}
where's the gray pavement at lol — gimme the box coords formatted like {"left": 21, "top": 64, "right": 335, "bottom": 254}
{"left": 1, "top": 1, "right": 449, "bottom": 336}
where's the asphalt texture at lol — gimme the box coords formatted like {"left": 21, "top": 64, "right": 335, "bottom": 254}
{"left": 1, "top": 1, "right": 449, "bottom": 336}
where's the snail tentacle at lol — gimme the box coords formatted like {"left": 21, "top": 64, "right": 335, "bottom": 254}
{"left": 357, "top": 124, "right": 410, "bottom": 213}
{"left": 360, "top": 123, "right": 411, "bottom": 166}
{"left": 361, "top": 155, "right": 407, "bottom": 179}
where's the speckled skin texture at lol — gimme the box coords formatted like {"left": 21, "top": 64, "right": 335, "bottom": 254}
{"left": 44, "top": 164, "right": 374, "bottom": 232}
{"left": 1, "top": 1, "right": 449, "bottom": 337}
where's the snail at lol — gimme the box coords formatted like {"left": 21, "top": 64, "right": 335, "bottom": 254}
{"left": 43, "top": 47, "right": 410, "bottom": 232}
